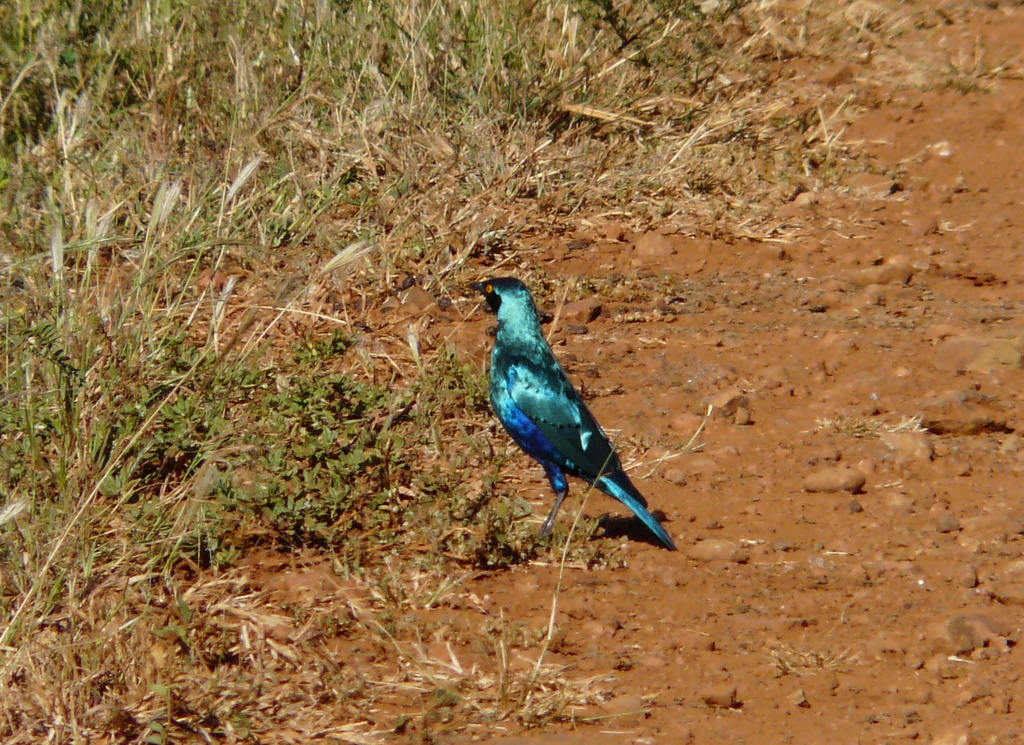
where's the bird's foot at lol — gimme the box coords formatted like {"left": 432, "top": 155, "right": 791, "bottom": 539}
{"left": 539, "top": 490, "right": 567, "bottom": 538}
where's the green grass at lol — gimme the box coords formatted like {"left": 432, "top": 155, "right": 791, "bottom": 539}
{"left": 0, "top": 0, "right": 931, "bottom": 739}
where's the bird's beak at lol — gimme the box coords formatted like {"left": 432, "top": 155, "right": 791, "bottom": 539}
{"left": 469, "top": 281, "right": 487, "bottom": 295}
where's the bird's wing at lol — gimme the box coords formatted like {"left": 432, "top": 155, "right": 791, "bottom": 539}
{"left": 506, "top": 356, "right": 621, "bottom": 479}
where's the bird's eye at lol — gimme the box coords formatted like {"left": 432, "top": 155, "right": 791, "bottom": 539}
{"left": 485, "top": 283, "right": 493, "bottom": 294}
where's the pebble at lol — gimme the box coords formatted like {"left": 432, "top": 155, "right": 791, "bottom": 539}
{"left": 957, "top": 564, "right": 978, "bottom": 588}
{"left": 802, "top": 467, "right": 866, "bottom": 494}
{"left": 686, "top": 539, "right": 749, "bottom": 564}
{"left": 920, "top": 395, "right": 1010, "bottom": 435}
{"left": 709, "top": 389, "right": 749, "bottom": 417}
{"left": 663, "top": 468, "right": 688, "bottom": 486}
{"left": 927, "top": 615, "right": 996, "bottom": 655}
{"left": 883, "top": 492, "right": 915, "bottom": 513}
{"left": 879, "top": 431, "right": 933, "bottom": 462}
{"left": 999, "top": 434, "right": 1022, "bottom": 454}
{"left": 911, "top": 216, "right": 940, "bottom": 238}
{"left": 992, "top": 583, "right": 1024, "bottom": 605}
{"left": 788, "top": 689, "right": 810, "bottom": 708}
{"left": 560, "top": 298, "right": 602, "bottom": 324}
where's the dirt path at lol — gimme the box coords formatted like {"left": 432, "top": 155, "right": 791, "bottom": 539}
{"left": 434, "top": 5, "right": 1024, "bottom": 743}
{"left": 217, "top": 5, "right": 1024, "bottom": 743}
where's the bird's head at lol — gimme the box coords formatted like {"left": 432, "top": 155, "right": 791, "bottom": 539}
{"left": 469, "top": 277, "right": 536, "bottom": 321}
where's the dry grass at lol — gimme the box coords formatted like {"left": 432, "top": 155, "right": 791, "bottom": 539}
{"left": 768, "top": 641, "right": 859, "bottom": 676}
{"left": 814, "top": 413, "right": 927, "bottom": 439}
{"left": 0, "top": 0, "right": 979, "bottom": 740}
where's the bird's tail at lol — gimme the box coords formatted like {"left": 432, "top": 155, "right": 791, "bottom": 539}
{"left": 596, "top": 472, "right": 677, "bottom": 551}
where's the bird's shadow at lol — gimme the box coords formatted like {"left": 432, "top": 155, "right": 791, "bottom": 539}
{"left": 595, "top": 511, "right": 672, "bottom": 549}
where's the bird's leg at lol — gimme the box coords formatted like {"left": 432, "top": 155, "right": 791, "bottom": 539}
{"left": 539, "top": 463, "right": 569, "bottom": 537}
{"left": 540, "top": 489, "right": 567, "bottom": 537}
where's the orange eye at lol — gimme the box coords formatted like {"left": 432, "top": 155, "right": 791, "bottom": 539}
{"left": 485, "top": 283, "right": 493, "bottom": 294}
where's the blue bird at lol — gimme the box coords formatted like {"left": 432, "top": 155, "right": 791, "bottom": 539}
{"left": 471, "top": 277, "right": 677, "bottom": 550}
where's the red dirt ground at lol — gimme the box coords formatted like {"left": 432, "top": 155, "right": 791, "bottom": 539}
{"left": 234, "top": 5, "right": 1024, "bottom": 743}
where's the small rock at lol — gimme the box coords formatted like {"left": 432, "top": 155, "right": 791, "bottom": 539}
{"left": 788, "top": 689, "right": 810, "bottom": 708}
{"left": 879, "top": 431, "right": 933, "bottom": 462}
{"left": 793, "top": 191, "right": 817, "bottom": 208}
{"left": 936, "top": 513, "right": 961, "bottom": 533}
{"left": 957, "top": 564, "right": 978, "bottom": 588}
{"left": 663, "top": 468, "right": 688, "bottom": 486}
{"left": 686, "top": 539, "right": 749, "bottom": 564}
{"left": 928, "top": 615, "right": 986, "bottom": 655}
{"left": 849, "top": 499, "right": 863, "bottom": 514}
{"left": 802, "top": 467, "right": 866, "bottom": 494}
{"left": 634, "top": 231, "right": 675, "bottom": 258}
{"left": 700, "top": 684, "right": 739, "bottom": 709}
{"left": 883, "top": 492, "right": 915, "bottom": 513}
{"left": 999, "top": 434, "right": 1023, "bottom": 454}
{"left": 920, "top": 394, "right": 1011, "bottom": 436}
{"left": 709, "top": 389, "right": 750, "bottom": 419}
{"left": 911, "top": 217, "right": 940, "bottom": 239}
{"left": 993, "top": 583, "right": 1024, "bottom": 606}
{"left": 561, "top": 298, "right": 602, "bottom": 324}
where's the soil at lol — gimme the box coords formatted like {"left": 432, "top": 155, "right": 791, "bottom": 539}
{"left": 240, "top": 5, "right": 1024, "bottom": 743}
